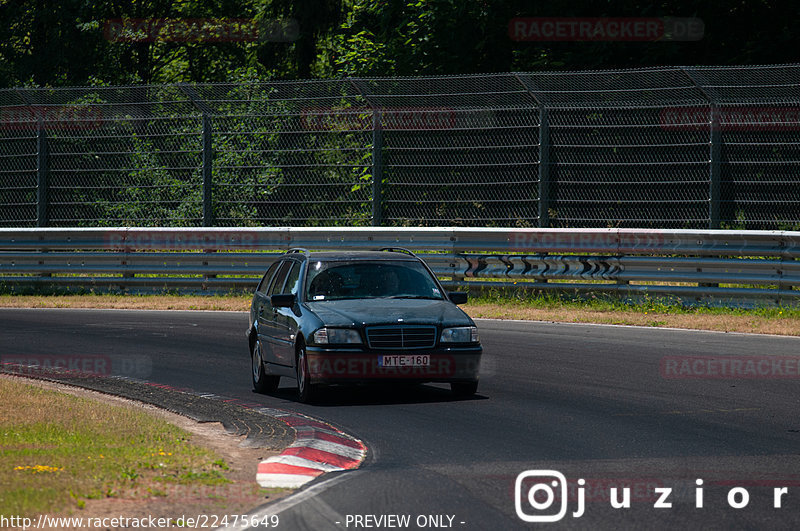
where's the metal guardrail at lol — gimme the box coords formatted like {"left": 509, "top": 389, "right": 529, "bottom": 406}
{"left": 0, "top": 227, "right": 798, "bottom": 306}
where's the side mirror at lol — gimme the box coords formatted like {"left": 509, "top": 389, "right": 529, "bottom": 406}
{"left": 270, "top": 293, "right": 296, "bottom": 308}
{"left": 448, "top": 291, "right": 468, "bottom": 305}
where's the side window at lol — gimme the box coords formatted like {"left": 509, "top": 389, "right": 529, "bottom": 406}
{"left": 269, "top": 261, "right": 292, "bottom": 296}
{"left": 282, "top": 262, "right": 301, "bottom": 295}
{"left": 257, "top": 262, "right": 280, "bottom": 294}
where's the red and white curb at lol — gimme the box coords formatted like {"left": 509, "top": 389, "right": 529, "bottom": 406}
{"left": 254, "top": 407, "right": 367, "bottom": 488}
{"left": 131, "top": 387, "right": 367, "bottom": 489}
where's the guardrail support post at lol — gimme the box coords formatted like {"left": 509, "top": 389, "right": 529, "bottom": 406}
{"left": 121, "top": 254, "right": 134, "bottom": 284}
{"left": 778, "top": 252, "right": 793, "bottom": 292}
{"left": 202, "top": 114, "right": 214, "bottom": 227}
{"left": 36, "top": 119, "right": 49, "bottom": 227}
{"left": 538, "top": 107, "right": 551, "bottom": 228}
{"left": 372, "top": 111, "right": 383, "bottom": 226}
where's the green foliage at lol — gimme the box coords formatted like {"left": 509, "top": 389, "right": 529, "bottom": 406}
{"left": 2, "top": 1, "right": 800, "bottom": 87}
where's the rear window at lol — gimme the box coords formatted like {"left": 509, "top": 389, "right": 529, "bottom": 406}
{"left": 305, "top": 260, "right": 443, "bottom": 301}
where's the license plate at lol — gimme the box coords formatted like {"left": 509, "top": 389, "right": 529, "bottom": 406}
{"left": 379, "top": 354, "right": 430, "bottom": 367}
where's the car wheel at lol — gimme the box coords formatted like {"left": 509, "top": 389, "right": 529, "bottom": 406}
{"left": 296, "top": 343, "right": 317, "bottom": 403}
{"left": 252, "top": 338, "right": 279, "bottom": 394}
{"left": 451, "top": 380, "right": 478, "bottom": 397}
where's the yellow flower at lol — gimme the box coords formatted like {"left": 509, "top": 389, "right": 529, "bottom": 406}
{"left": 14, "top": 465, "right": 64, "bottom": 473}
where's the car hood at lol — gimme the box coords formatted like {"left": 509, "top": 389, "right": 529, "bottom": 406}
{"left": 305, "top": 298, "right": 473, "bottom": 328}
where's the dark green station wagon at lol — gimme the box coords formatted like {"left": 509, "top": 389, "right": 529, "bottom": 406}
{"left": 247, "top": 248, "right": 482, "bottom": 403}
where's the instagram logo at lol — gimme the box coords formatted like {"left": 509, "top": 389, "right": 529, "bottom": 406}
{"left": 515, "top": 470, "right": 579, "bottom": 522}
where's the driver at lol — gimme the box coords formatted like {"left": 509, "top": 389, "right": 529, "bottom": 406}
{"left": 376, "top": 267, "right": 400, "bottom": 296}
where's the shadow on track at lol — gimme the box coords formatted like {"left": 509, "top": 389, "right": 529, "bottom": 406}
{"left": 259, "top": 383, "right": 488, "bottom": 407}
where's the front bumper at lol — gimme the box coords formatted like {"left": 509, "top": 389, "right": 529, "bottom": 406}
{"left": 304, "top": 345, "right": 482, "bottom": 385}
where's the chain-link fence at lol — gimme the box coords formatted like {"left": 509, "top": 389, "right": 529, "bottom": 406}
{"left": 1, "top": 65, "right": 799, "bottom": 229}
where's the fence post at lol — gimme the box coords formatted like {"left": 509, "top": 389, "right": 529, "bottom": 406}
{"left": 372, "top": 110, "right": 383, "bottom": 226}
{"left": 709, "top": 104, "right": 721, "bottom": 229}
{"left": 36, "top": 119, "right": 49, "bottom": 227}
{"left": 18, "top": 87, "right": 49, "bottom": 228}
{"left": 538, "top": 106, "right": 551, "bottom": 228}
{"left": 681, "top": 67, "right": 721, "bottom": 229}
{"left": 177, "top": 83, "right": 215, "bottom": 227}
{"left": 202, "top": 114, "right": 214, "bottom": 227}
{"left": 513, "top": 74, "right": 549, "bottom": 227}
{"left": 347, "top": 78, "right": 385, "bottom": 226}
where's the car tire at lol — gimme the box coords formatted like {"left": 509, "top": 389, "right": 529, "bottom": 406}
{"left": 252, "top": 338, "right": 279, "bottom": 394}
{"left": 296, "top": 343, "right": 317, "bottom": 403}
{"left": 451, "top": 380, "right": 478, "bottom": 397}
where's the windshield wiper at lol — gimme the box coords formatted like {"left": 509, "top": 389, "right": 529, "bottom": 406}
{"left": 310, "top": 296, "right": 385, "bottom": 301}
{"left": 386, "top": 295, "right": 441, "bottom": 300}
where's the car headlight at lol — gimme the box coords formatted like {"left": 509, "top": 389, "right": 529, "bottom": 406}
{"left": 440, "top": 326, "right": 479, "bottom": 343}
{"left": 312, "top": 328, "right": 362, "bottom": 345}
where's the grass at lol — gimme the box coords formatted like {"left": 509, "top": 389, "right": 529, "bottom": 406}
{"left": 0, "top": 378, "right": 234, "bottom": 517}
{"left": 0, "top": 293, "right": 249, "bottom": 311}
{"left": 0, "top": 290, "right": 798, "bottom": 336}
{"left": 465, "top": 290, "right": 800, "bottom": 336}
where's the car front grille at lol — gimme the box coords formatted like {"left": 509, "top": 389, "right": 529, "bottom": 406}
{"left": 366, "top": 325, "right": 437, "bottom": 350}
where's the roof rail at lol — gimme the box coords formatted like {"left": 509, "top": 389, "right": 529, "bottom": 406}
{"left": 378, "top": 247, "right": 417, "bottom": 257}
{"left": 286, "top": 248, "right": 310, "bottom": 255}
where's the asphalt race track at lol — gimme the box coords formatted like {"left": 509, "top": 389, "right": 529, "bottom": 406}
{"left": 2, "top": 308, "right": 800, "bottom": 529}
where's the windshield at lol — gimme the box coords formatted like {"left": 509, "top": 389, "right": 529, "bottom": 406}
{"left": 305, "top": 260, "right": 444, "bottom": 301}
